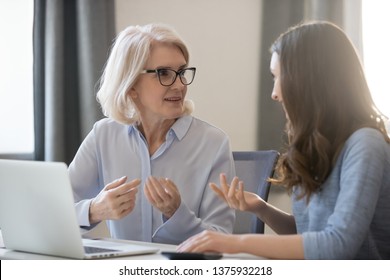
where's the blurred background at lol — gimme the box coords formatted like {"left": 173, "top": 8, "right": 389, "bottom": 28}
{"left": 1, "top": 0, "right": 389, "bottom": 228}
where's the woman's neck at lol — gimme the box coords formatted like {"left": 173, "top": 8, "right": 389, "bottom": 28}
{"left": 137, "top": 119, "right": 176, "bottom": 155}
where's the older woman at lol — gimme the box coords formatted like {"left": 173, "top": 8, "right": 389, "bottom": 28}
{"left": 69, "top": 23, "right": 235, "bottom": 245}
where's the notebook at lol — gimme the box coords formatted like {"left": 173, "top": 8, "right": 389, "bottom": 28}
{"left": 0, "top": 159, "right": 159, "bottom": 259}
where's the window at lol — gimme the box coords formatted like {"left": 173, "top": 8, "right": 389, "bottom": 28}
{"left": 362, "top": 0, "right": 390, "bottom": 130}
{"left": 0, "top": 0, "right": 34, "bottom": 157}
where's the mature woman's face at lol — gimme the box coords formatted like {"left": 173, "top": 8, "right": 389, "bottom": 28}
{"left": 130, "top": 43, "right": 188, "bottom": 124}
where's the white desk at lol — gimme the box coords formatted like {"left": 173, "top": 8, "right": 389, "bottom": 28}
{"left": 0, "top": 231, "right": 262, "bottom": 260}
{"left": 0, "top": 240, "right": 174, "bottom": 260}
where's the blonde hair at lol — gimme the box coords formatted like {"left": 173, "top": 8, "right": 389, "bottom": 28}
{"left": 97, "top": 23, "right": 194, "bottom": 124}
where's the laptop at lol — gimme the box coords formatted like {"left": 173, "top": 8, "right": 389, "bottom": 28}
{"left": 0, "top": 159, "right": 159, "bottom": 259}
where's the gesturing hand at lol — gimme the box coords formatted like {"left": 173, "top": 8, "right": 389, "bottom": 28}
{"left": 209, "top": 173, "right": 265, "bottom": 214}
{"left": 144, "top": 176, "right": 181, "bottom": 219}
{"left": 89, "top": 176, "right": 140, "bottom": 224}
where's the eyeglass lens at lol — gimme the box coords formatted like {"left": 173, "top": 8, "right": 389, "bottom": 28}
{"left": 158, "top": 68, "right": 195, "bottom": 86}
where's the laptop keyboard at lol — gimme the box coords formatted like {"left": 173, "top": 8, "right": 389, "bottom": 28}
{"left": 84, "top": 246, "right": 119, "bottom": 254}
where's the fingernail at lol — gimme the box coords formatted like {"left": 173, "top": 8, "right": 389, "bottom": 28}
{"left": 117, "top": 176, "right": 127, "bottom": 181}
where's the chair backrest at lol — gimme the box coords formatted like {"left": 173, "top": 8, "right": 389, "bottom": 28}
{"left": 232, "top": 150, "right": 279, "bottom": 234}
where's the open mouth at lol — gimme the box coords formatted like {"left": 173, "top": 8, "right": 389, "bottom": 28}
{"left": 164, "top": 96, "right": 182, "bottom": 102}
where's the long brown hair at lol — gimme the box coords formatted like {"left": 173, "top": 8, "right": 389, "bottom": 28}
{"left": 269, "top": 21, "right": 389, "bottom": 200}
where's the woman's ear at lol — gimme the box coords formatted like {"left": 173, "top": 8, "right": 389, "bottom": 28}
{"left": 129, "top": 87, "right": 138, "bottom": 99}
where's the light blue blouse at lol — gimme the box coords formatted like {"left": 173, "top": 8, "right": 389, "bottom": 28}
{"left": 293, "top": 128, "right": 390, "bottom": 259}
{"left": 68, "top": 115, "right": 235, "bottom": 244}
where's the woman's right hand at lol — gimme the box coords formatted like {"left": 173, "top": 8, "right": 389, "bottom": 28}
{"left": 89, "top": 176, "right": 140, "bottom": 224}
{"left": 209, "top": 173, "right": 266, "bottom": 214}
{"left": 177, "top": 230, "right": 240, "bottom": 254}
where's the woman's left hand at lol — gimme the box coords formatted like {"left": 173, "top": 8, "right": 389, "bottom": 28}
{"left": 145, "top": 176, "right": 181, "bottom": 219}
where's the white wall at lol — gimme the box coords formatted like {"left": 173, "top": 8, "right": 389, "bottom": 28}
{"left": 115, "top": 0, "right": 262, "bottom": 151}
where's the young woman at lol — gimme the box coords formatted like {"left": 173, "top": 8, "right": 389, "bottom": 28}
{"left": 178, "top": 21, "right": 390, "bottom": 259}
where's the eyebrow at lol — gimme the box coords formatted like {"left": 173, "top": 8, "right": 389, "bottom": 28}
{"left": 154, "top": 64, "right": 188, "bottom": 70}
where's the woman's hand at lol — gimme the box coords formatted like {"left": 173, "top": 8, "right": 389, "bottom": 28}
{"left": 89, "top": 176, "right": 140, "bottom": 224}
{"left": 177, "top": 230, "right": 240, "bottom": 254}
{"left": 145, "top": 176, "right": 181, "bottom": 219}
{"left": 210, "top": 173, "right": 266, "bottom": 214}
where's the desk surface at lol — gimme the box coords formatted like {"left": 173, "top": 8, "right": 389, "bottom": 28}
{"left": 0, "top": 239, "right": 175, "bottom": 260}
{"left": 0, "top": 231, "right": 262, "bottom": 260}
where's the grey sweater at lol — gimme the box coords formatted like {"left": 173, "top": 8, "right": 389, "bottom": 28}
{"left": 292, "top": 128, "right": 390, "bottom": 259}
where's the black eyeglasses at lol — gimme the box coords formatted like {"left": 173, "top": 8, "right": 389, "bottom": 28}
{"left": 141, "top": 67, "right": 196, "bottom": 86}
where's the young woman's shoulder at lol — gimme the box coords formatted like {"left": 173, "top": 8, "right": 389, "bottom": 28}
{"left": 342, "top": 127, "right": 390, "bottom": 166}
{"left": 346, "top": 127, "right": 389, "bottom": 148}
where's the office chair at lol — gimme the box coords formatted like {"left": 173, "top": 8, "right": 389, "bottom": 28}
{"left": 232, "top": 150, "right": 279, "bottom": 234}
